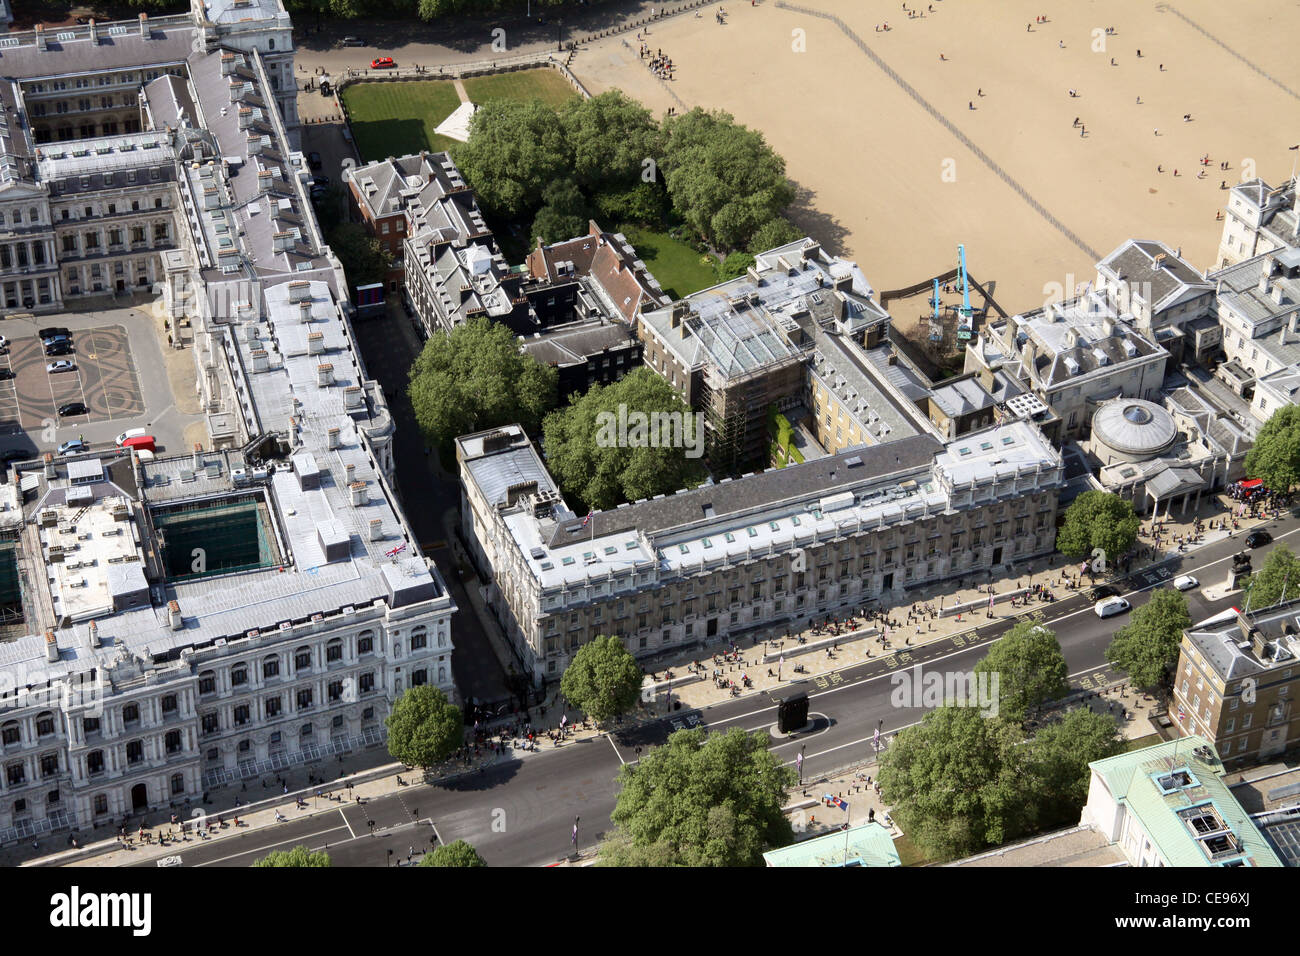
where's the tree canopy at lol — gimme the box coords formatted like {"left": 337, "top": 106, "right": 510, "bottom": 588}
{"left": 560, "top": 635, "right": 643, "bottom": 723}
{"left": 1244, "top": 543, "right": 1300, "bottom": 610}
{"left": 1027, "top": 708, "right": 1124, "bottom": 823}
{"left": 385, "top": 685, "right": 464, "bottom": 769}
{"left": 1244, "top": 404, "right": 1300, "bottom": 495}
{"left": 252, "top": 845, "right": 332, "bottom": 867}
{"left": 661, "top": 108, "right": 795, "bottom": 252}
{"left": 420, "top": 840, "right": 487, "bottom": 867}
{"left": 601, "top": 727, "right": 795, "bottom": 867}
{"left": 541, "top": 367, "right": 706, "bottom": 511}
{"left": 328, "top": 222, "right": 390, "bottom": 292}
{"left": 408, "top": 317, "right": 558, "bottom": 450}
{"left": 1055, "top": 490, "right": 1140, "bottom": 564}
{"left": 972, "top": 618, "right": 1069, "bottom": 723}
{"left": 1105, "top": 587, "right": 1192, "bottom": 690}
{"left": 453, "top": 100, "right": 572, "bottom": 221}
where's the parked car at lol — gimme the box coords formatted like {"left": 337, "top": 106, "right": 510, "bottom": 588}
{"left": 313, "top": 175, "right": 331, "bottom": 187}
{"left": 0, "top": 448, "right": 32, "bottom": 464}
{"left": 0, "top": 369, "right": 13, "bottom": 381}
{"left": 116, "top": 428, "right": 148, "bottom": 446}
{"left": 1173, "top": 575, "right": 1199, "bottom": 592}
{"left": 1094, "top": 596, "right": 1131, "bottom": 619}
{"left": 307, "top": 151, "right": 323, "bottom": 170}
{"left": 46, "top": 360, "right": 75, "bottom": 374}
{"left": 57, "top": 439, "right": 87, "bottom": 456}
{"left": 1088, "top": 584, "right": 1120, "bottom": 602}
{"left": 45, "top": 342, "right": 75, "bottom": 357}
{"left": 38, "top": 327, "right": 70, "bottom": 340}
{"left": 341, "top": 36, "right": 365, "bottom": 47}
{"left": 42, "top": 333, "right": 71, "bottom": 347}
{"left": 1246, "top": 530, "right": 1273, "bottom": 548}
{"left": 0, "top": 335, "right": 7, "bottom": 349}
{"left": 58, "top": 402, "right": 88, "bottom": 417}
{"left": 370, "top": 56, "right": 395, "bottom": 69}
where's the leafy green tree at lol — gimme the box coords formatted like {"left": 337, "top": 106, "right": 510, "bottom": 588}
{"left": 560, "top": 635, "right": 643, "bottom": 723}
{"left": 601, "top": 727, "right": 795, "bottom": 867}
{"left": 327, "top": 222, "right": 390, "bottom": 291}
{"left": 877, "top": 706, "right": 1036, "bottom": 860}
{"left": 408, "top": 317, "right": 558, "bottom": 450}
{"left": 252, "top": 845, "right": 332, "bottom": 867}
{"left": 1105, "top": 587, "right": 1191, "bottom": 690}
{"left": 661, "top": 108, "right": 795, "bottom": 252}
{"left": 593, "top": 182, "right": 667, "bottom": 228}
{"left": 748, "top": 217, "right": 804, "bottom": 254}
{"left": 531, "top": 178, "right": 590, "bottom": 246}
{"left": 453, "top": 100, "right": 572, "bottom": 221}
{"left": 715, "top": 251, "right": 755, "bottom": 282}
{"left": 1055, "top": 490, "right": 1140, "bottom": 564}
{"left": 1243, "top": 544, "right": 1300, "bottom": 609}
{"left": 385, "top": 685, "right": 464, "bottom": 770}
{"left": 973, "top": 618, "right": 1069, "bottom": 723}
{"left": 1027, "top": 708, "right": 1123, "bottom": 824}
{"left": 420, "top": 840, "right": 487, "bottom": 867}
{"left": 541, "top": 367, "right": 706, "bottom": 511}
{"left": 562, "top": 91, "right": 664, "bottom": 195}
{"left": 1244, "top": 404, "right": 1300, "bottom": 495}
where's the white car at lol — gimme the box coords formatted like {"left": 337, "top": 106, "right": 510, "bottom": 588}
{"left": 46, "top": 360, "right": 75, "bottom": 374}
{"left": 1173, "top": 575, "right": 1198, "bottom": 592}
{"left": 1095, "top": 596, "right": 1131, "bottom": 618}
{"left": 116, "top": 428, "right": 148, "bottom": 446}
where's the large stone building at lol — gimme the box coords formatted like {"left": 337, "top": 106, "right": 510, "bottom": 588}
{"left": 637, "top": 239, "right": 893, "bottom": 472}
{"left": 458, "top": 419, "right": 1063, "bottom": 684}
{"left": 1216, "top": 176, "right": 1299, "bottom": 270}
{"left": 967, "top": 289, "right": 1167, "bottom": 440}
{"left": 1094, "top": 239, "right": 1216, "bottom": 365}
{"left": 1172, "top": 603, "right": 1300, "bottom": 770}
{"left": 1212, "top": 248, "right": 1300, "bottom": 424}
{"left": 0, "top": 4, "right": 458, "bottom": 848}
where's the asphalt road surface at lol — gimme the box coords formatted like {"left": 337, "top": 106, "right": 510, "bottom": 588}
{"left": 143, "top": 511, "right": 1293, "bottom": 867}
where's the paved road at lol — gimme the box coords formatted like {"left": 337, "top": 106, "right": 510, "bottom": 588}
{"left": 140, "top": 511, "right": 1292, "bottom": 866}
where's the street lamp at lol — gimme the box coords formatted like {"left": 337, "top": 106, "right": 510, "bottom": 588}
{"left": 556, "top": 19, "right": 564, "bottom": 52}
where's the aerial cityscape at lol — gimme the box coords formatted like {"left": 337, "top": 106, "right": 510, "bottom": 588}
{"left": 0, "top": 0, "right": 1295, "bottom": 894}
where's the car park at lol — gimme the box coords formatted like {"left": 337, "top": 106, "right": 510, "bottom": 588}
{"left": 1246, "top": 530, "right": 1272, "bottom": 548}
{"left": 1094, "top": 596, "right": 1131, "bottom": 619}
{"left": 58, "top": 402, "right": 88, "bottom": 417}
{"left": 57, "top": 439, "right": 87, "bottom": 456}
{"left": 46, "top": 360, "right": 75, "bottom": 374}
{"left": 1173, "top": 575, "right": 1198, "bottom": 591}
{"left": 38, "top": 327, "right": 70, "bottom": 340}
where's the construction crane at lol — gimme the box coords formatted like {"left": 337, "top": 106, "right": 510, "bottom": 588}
{"left": 956, "top": 243, "right": 973, "bottom": 340}
{"left": 929, "top": 278, "right": 943, "bottom": 341}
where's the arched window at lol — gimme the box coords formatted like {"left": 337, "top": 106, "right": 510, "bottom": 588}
{"left": 268, "top": 38, "right": 275, "bottom": 50}
{"left": 438, "top": 666, "right": 446, "bottom": 684}
{"left": 2, "top": 720, "right": 21, "bottom": 746}
{"left": 294, "top": 646, "right": 312, "bottom": 672}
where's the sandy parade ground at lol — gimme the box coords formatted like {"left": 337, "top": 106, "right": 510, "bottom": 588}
{"left": 574, "top": 0, "right": 1300, "bottom": 317}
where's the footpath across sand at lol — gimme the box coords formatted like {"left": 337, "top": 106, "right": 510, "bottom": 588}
{"left": 574, "top": 0, "right": 1300, "bottom": 311}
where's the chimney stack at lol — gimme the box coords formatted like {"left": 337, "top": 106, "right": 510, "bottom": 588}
{"left": 88, "top": 620, "right": 101, "bottom": 648}
{"left": 139, "top": 12, "right": 149, "bottom": 38}
{"left": 45, "top": 631, "right": 58, "bottom": 663}
{"left": 369, "top": 517, "right": 383, "bottom": 541}
{"left": 316, "top": 363, "right": 334, "bottom": 387}
{"left": 307, "top": 331, "right": 325, "bottom": 355}
{"left": 345, "top": 463, "right": 356, "bottom": 485}
{"left": 327, "top": 427, "right": 341, "bottom": 450}
{"left": 168, "top": 600, "right": 183, "bottom": 630}
{"left": 1272, "top": 283, "right": 1285, "bottom": 307}
{"left": 88, "top": 18, "right": 98, "bottom": 43}
{"left": 349, "top": 481, "right": 368, "bottom": 507}
{"left": 192, "top": 444, "right": 202, "bottom": 470}
{"left": 251, "top": 348, "right": 269, "bottom": 372}
{"left": 43, "top": 452, "right": 55, "bottom": 479}
{"left": 35, "top": 24, "right": 46, "bottom": 52}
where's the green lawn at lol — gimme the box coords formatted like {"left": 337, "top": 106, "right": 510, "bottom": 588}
{"left": 615, "top": 225, "right": 718, "bottom": 301}
{"left": 461, "top": 69, "right": 578, "bottom": 109}
{"left": 340, "top": 80, "right": 463, "bottom": 162}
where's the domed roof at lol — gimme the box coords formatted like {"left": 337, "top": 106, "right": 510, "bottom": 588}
{"left": 1091, "top": 399, "right": 1178, "bottom": 458}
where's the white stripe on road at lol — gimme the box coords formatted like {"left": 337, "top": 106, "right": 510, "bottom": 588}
{"left": 341, "top": 807, "right": 356, "bottom": 839}
{"left": 608, "top": 735, "right": 625, "bottom": 765}
{"left": 192, "top": 823, "right": 351, "bottom": 867}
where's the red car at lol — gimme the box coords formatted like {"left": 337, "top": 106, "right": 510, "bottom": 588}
{"left": 370, "top": 57, "right": 395, "bottom": 69}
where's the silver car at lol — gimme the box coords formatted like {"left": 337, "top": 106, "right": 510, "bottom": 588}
{"left": 46, "top": 360, "right": 75, "bottom": 374}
